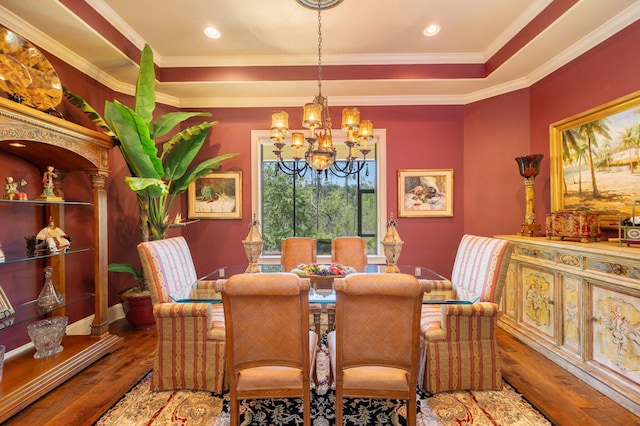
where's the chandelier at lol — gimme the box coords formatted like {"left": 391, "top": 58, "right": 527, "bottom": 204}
{"left": 269, "top": 0, "right": 374, "bottom": 178}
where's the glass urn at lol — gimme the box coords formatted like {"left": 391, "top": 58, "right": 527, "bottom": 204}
{"left": 27, "top": 316, "right": 68, "bottom": 359}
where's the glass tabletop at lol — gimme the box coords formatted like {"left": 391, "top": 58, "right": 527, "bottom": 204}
{"left": 168, "top": 264, "right": 480, "bottom": 305}
{"left": 198, "top": 264, "right": 447, "bottom": 281}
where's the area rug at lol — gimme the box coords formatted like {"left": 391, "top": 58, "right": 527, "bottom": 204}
{"left": 96, "top": 347, "right": 550, "bottom": 426}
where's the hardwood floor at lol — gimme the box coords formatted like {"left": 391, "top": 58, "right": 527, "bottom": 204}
{"left": 3, "top": 320, "right": 156, "bottom": 426}
{"left": 4, "top": 319, "right": 639, "bottom": 425}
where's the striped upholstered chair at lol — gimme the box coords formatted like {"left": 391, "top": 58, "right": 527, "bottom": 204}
{"left": 137, "top": 236, "right": 226, "bottom": 393}
{"left": 420, "top": 234, "right": 512, "bottom": 394}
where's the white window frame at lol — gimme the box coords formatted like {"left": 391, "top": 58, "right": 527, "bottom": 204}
{"left": 251, "top": 129, "right": 387, "bottom": 265}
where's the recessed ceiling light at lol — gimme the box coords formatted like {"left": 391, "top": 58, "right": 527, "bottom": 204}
{"left": 204, "top": 26, "right": 221, "bottom": 39}
{"left": 423, "top": 24, "right": 440, "bottom": 37}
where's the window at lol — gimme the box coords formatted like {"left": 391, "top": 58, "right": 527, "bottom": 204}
{"left": 251, "top": 130, "right": 387, "bottom": 263}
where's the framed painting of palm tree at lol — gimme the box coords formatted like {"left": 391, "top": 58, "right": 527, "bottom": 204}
{"left": 550, "top": 90, "right": 640, "bottom": 228}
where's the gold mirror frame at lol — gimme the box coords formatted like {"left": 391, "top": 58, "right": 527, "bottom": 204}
{"left": 550, "top": 90, "right": 640, "bottom": 229}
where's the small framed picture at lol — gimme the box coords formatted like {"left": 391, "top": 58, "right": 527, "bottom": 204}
{"left": 188, "top": 171, "right": 242, "bottom": 219}
{"left": 398, "top": 169, "right": 454, "bottom": 217}
{"left": 0, "top": 285, "right": 14, "bottom": 320}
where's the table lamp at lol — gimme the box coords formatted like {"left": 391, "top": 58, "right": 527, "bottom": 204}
{"left": 515, "top": 154, "right": 543, "bottom": 236}
{"left": 381, "top": 212, "right": 404, "bottom": 273}
{"left": 242, "top": 213, "right": 263, "bottom": 273}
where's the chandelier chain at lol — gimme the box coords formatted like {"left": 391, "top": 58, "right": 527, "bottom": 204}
{"left": 317, "top": 1, "right": 322, "bottom": 97}
{"left": 267, "top": 0, "right": 373, "bottom": 178}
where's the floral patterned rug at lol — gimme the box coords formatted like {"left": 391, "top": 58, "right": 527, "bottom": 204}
{"left": 96, "top": 347, "right": 550, "bottom": 426}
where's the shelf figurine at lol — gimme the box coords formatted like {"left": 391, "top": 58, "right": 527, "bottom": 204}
{"left": 3, "top": 176, "right": 27, "bottom": 200}
{"left": 36, "top": 166, "right": 63, "bottom": 201}
{"left": 36, "top": 217, "right": 70, "bottom": 253}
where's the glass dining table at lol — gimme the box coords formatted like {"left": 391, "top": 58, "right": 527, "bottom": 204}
{"left": 170, "top": 264, "right": 471, "bottom": 341}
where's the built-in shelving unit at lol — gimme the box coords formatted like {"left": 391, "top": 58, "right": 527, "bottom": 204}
{"left": 0, "top": 96, "right": 122, "bottom": 422}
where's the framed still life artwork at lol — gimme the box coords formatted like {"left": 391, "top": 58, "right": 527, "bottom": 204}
{"left": 550, "top": 90, "right": 640, "bottom": 228}
{"left": 188, "top": 171, "right": 242, "bottom": 219}
{"left": 398, "top": 169, "right": 453, "bottom": 217}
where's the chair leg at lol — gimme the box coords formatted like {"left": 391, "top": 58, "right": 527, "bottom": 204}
{"left": 303, "top": 393, "right": 311, "bottom": 425}
{"left": 335, "top": 388, "right": 343, "bottom": 425}
{"left": 408, "top": 393, "right": 417, "bottom": 426}
{"left": 229, "top": 390, "right": 238, "bottom": 426}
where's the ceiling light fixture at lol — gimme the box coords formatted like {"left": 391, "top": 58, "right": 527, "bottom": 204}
{"left": 270, "top": 0, "right": 373, "bottom": 178}
{"left": 423, "top": 24, "right": 441, "bottom": 37}
{"left": 204, "top": 26, "right": 221, "bottom": 39}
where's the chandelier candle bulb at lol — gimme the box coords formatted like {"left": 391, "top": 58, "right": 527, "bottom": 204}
{"left": 271, "top": 111, "right": 289, "bottom": 131}
{"left": 319, "top": 134, "right": 333, "bottom": 149}
{"left": 341, "top": 107, "right": 360, "bottom": 130}
{"left": 303, "top": 102, "right": 322, "bottom": 128}
{"left": 291, "top": 132, "right": 305, "bottom": 148}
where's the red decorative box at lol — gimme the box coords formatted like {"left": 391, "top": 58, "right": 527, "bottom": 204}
{"left": 545, "top": 211, "right": 601, "bottom": 242}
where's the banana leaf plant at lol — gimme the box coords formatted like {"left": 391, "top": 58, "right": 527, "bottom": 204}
{"left": 64, "top": 43, "right": 238, "bottom": 242}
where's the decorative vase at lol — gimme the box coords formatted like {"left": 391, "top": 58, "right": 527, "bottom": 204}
{"left": 118, "top": 290, "right": 155, "bottom": 330}
{"left": 35, "top": 266, "right": 63, "bottom": 314}
{"left": 381, "top": 213, "right": 404, "bottom": 273}
{"left": 242, "top": 213, "right": 264, "bottom": 273}
{"left": 27, "top": 316, "right": 68, "bottom": 359}
{"left": 515, "top": 154, "right": 544, "bottom": 236}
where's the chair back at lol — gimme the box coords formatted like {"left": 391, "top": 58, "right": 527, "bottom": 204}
{"left": 218, "top": 272, "right": 315, "bottom": 424}
{"left": 220, "top": 272, "right": 312, "bottom": 372}
{"left": 451, "top": 234, "right": 512, "bottom": 303}
{"left": 331, "top": 236, "right": 368, "bottom": 272}
{"left": 281, "top": 237, "right": 317, "bottom": 271}
{"left": 137, "top": 236, "right": 197, "bottom": 305}
{"left": 334, "top": 273, "right": 424, "bottom": 379}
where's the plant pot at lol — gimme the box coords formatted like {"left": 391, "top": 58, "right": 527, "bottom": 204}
{"left": 118, "top": 288, "right": 155, "bottom": 330}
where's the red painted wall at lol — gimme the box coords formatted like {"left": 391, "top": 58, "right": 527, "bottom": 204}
{"left": 529, "top": 20, "right": 640, "bottom": 219}
{"left": 2, "top": 20, "right": 639, "bottom": 329}
{"left": 181, "top": 105, "right": 465, "bottom": 278}
{"left": 463, "top": 89, "right": 531, "bottom": 236}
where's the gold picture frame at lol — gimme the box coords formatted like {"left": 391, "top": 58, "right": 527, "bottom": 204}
{"left": 550, "top": 90, "right": 640, "bottom": 228}
{"left": 188, "top": 171, "right": 242, "bottom": 219}
{"left": 398, "top": 169, "right": 453, "bottom": 217}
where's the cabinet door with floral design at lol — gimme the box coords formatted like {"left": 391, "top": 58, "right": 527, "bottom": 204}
{"left": 560, "top": 273, "right": 582, "bottom": 356}
{"left": 590, "top": 283, "right": 640, "bottom": 388}
{"left": 519, "top": 264, "right": 557, "bottom": 342}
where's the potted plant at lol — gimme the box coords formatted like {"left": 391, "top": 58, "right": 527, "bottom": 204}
{"left": 107, "top": 263, "right": 155, "bottom": 330}
{"left": 64, "top": 43, "right": 238, "bottom": 328}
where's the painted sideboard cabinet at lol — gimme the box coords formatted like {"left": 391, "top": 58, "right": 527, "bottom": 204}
{"left": 0, "top": 97, "right": 123, "bottom": 422}
{"left": 497, "top": 235, "right": 640, "bottom": 415}
{"left": 496, "top": 235, "right": 640, "bottom": 416}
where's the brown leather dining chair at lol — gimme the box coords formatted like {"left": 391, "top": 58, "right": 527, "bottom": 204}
{"left": 281, "top": 237, "right": 317, "bottom": 271}
{"left": 327, "top": 273, "right": 427, "bottom": 426}
{"left": 331, "top": 236, "right": 368, "bottom": 272}
{"left": 216, "top": 272, "right": 318, "bottom": 425}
